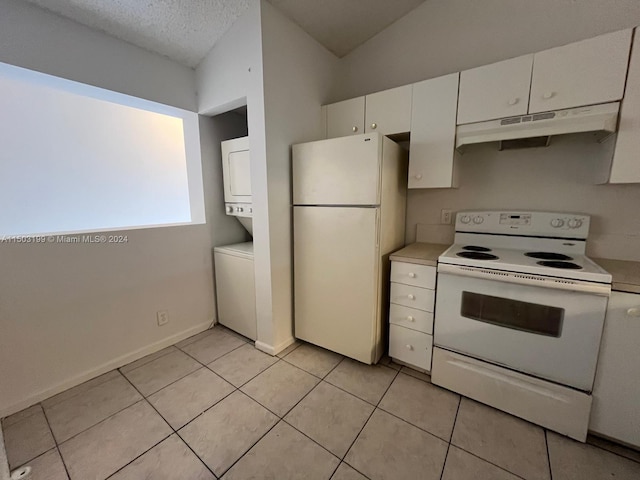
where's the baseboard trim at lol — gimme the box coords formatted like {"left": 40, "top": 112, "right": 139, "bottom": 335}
{"left": 255, "top": 336, "right": 296, "bottom": 356}
{"left": 0, "top": 428, "right": 9, "bottom": 480}
{"left": 0, "top": 321, "right": 212, "bottom": 419}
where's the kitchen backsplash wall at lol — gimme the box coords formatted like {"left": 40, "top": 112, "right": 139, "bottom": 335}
{"left": 407, "top": 134, "right": 640, "bottom": 261}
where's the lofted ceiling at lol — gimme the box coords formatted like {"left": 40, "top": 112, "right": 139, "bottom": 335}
{"left": 20, "top": 0, "right": 426, "bottom": 68}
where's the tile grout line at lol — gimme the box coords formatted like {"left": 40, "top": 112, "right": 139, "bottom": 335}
{"left": 118, "top": 346, "right": 178, "bottom": 375}
{"left": 118, "top": 370, "right": 219, "bottom": 480}
{"left": 218, "top": 355, "right": 351, "bottom": 478}
{"left": 39, "top": 403, "right": 73, "bottom": 480}
{"left": 545, "top": 430, "right": 554, "bottom": 480}
{"left": 438, "top": 396, "right": 461, "bottom": 480}
{"left": 333, "top": 366, "right": 402, "bottom": 478}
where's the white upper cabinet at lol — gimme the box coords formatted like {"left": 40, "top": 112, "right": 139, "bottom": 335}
{"left": 457, "top": 55, "right": 533, "bottom": 124}
{"left": 365, "top": 85, "right": 413, "bottom": 135}
{"left": 610, "top": 28, "right": 640, "bottom": 184}
{"left": 409, "top": 73, "right": 459, "bottom": 189}
{"left": 529, "top": 29, "right": 633, "bottom": 114}
{"left": 326, "top": 96, "right": 365, "bottom": 138}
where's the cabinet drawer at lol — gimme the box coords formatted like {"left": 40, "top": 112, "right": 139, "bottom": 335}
{"left": 390, "top": 262, "right": 436, "bottom": 289}
{"left": 390, "top": 283, "right": 435, "bottom": 311}
{"left": 389, "top": 304, "right": 433, "bottom": 334}
{"left": 389, "top": 324, "right": 432, "bottom": 371}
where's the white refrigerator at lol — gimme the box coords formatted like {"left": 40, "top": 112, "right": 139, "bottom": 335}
{"left": 292, "top": 133, "right": 407, "bottom": 364}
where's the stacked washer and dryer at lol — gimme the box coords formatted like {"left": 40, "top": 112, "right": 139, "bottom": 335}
{"left": 213, "top": 137, "right": 257, "bottom": 340}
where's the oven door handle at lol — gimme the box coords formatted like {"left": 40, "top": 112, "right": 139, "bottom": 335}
{"left": 438, "top": 263, "right": 611, "bottom": 296}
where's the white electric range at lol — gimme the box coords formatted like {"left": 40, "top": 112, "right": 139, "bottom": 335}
{"left": 431, "top": 211, "right": 611, "bottom": 442}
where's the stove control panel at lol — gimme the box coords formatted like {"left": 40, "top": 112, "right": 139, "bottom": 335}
{"left": 455, "top": 211, "right": 590, "bottom": 239}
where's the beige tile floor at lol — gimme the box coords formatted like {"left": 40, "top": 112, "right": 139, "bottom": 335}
{"left": 2, "top": 325, "right": 640, "bottom": 480}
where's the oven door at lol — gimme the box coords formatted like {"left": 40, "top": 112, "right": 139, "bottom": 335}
{"left": 434, "top": 265, "right": 609, "bottom": 391}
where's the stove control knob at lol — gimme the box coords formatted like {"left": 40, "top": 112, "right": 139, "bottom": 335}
{"left": 568, "top": 218, "right": 583, "bottom": 229}
{"left": 551, "top": 218, "right": 564, "bottom": 228}
{"left": 226, "top": 205, "right": 234, "bottom": 214}
{"left": 460, "top": 215, "right": 471, "bottom": 224}
{"left": 473, "top": 216, "right": 484, "bottom": 224}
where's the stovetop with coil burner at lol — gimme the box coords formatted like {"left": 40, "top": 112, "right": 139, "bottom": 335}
{"left": 438, "top": 211, "right": 612, "bottom": 284}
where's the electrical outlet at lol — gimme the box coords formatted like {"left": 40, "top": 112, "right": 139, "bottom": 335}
{"left": 157, "top": 311, "right": 169, "bottom": 326}
{"left": 441, "top": 209, "right": 453, "bottom": 225}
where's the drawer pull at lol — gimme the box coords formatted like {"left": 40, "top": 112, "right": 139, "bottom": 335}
{"left": 408, "top": 272, "right": 416, "bottom": 278}
{"left": 407, "top": 316, "right": 415, "bottom": 322}
{"left": 352, "top": 126, "right": 358, "bottom": 132}
{"left": 543, "top": 91, "right": 556, "bottom": 100}
{"left": 407, "top": 294, "right": 415, "bottom": 300}
{"left": 405, "top": 344, "right": 414, "bottom": 351}
{"left": 627, "top": 308, "right": 640, "bottom": 317}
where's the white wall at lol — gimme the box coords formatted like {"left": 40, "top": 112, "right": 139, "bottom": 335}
{"left": 335, "top": 0, "right": 640, "bottom": 262}
{"left": 335, "top": 0, "right": 640, "bottom": 100}
{"left": 408, "top": 135, "right": 640, "bottom": 261}
{"left": 196, "top": 1, "right": 338, "bottom": 354}
{"left": 259, "top": 1, "right": 339, "bottom": 351}
{"left": 0, "top": 1, "right": 239, "bottom": 417}
{"left": 0, "top": 0, "right": 196, "bottom": 111}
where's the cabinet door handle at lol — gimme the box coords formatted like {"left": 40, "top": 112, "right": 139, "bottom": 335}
{"left": 370, "top": 123, "right": 377, "bottom": 129}
{"left": 405, "top": 344, "right": 414, "bottom": 351}
{"left": 414, "top": 174, "right": 423, "bottom": 180}
{"left": 408, "top": 272, "right": 416, "bottom": 278}
{"left": 543, "top": 92, "right": 556, "bottom": 100}
{"left": 407, "top": 294, "right": 415, "bottom": 300}
{"left": 627, "top": 307, "right": 640, "bottom": 317}
{"left": 352, "top": 126, "right": 358, "bottom": 132}
{"left": 406, "top": 316, "right": 415, "bottom": 322}
{"left": 508, "top": 97, "right": 519, "bottom": 106}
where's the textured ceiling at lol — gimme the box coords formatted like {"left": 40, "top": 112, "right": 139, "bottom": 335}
{"left": 21, "top": 0, "right": 252, "bottom": 68}
{"left": 20, "top": 0, "right": 426, "bottom": 67}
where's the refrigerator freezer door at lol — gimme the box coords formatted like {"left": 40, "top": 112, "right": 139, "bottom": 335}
{"left": 294, "top": 206, "right": 380, "bottom": 363}
{"left": 292, "top": 133, "right": 381, "bottom": 206}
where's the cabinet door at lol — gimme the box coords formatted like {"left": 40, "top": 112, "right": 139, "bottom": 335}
{"left": 365, "top": 85, "right": 412, "bottom": 135}
{"left": 408, "top": 73, "right": 459, "bottom": 189}
{"left": 590, "top": 291, "right": 640, "bottom": 448}
{"left": 326, "top": 97, "right": 365, "bottom": 138}
{"left": 458, "top": 55, "right": 533, "bottom": 124}
{"left": 610, "top": 28, "right": 640, "bottom": 184}
{"left": 529, "top": 29, "right": 632, "bottom": 113}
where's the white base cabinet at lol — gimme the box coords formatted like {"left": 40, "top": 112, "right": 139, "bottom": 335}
{"left": 388, "top": 261, "right": 436, "bottom": 371}
{"left": 590, "top": 291, "right": 640, "bottom": 448}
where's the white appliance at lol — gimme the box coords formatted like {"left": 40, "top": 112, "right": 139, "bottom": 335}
{"left": 214, "top": 242, "right": 257, "bottom": 340}
{"left": 456, "top": 102, "right": 619, "bottom": 150}
{"left": 221, "top": 136, "right": 253, "bottom": 235}
{"left": 431, "top": 211, "right": 612, "bottom": 441}
{"left": 293, "top": 133, "right": 407, "bottom": 364}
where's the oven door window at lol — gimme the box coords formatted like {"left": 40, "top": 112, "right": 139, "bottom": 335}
{"left": 460, "top": 292, "right": 564, "bottom": 337}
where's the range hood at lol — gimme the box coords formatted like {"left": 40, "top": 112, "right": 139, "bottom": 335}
{"left": 456, "top": 102, "right": 619, "bottom": 150}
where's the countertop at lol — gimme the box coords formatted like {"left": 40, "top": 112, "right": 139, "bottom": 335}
{"left": 593, "top": 257, "right": 640, "bottom": 295}
{"left": 390, "top": 243, "right": 640, "bottom": 295}
{"left": 389, "top": 242, "right": 449, "bottom": 267}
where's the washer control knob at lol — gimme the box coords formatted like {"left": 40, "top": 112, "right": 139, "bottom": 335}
{"left": 460, "top": 215, "right": 471, "bottom": 224}
{"left": 551, "top": 218, "right": 564, "bottom": 228}
{"left": 568, "top": 218, "right": 583, "bottom": 229}
{"left": 236, "top": 207, "right": 243, "bottom": 213}
{"left": 249, "top": 207, "right": 253, "bottom": 213}
{"left": 226, "top": 205, "right": 234, "bottom": 214}
{"left": 473, "top": 216, "right": 484, "bottom": 224}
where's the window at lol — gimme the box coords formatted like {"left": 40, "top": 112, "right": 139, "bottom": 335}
{"left": 0, "top": 62, "right": 204, "bottom": 237}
